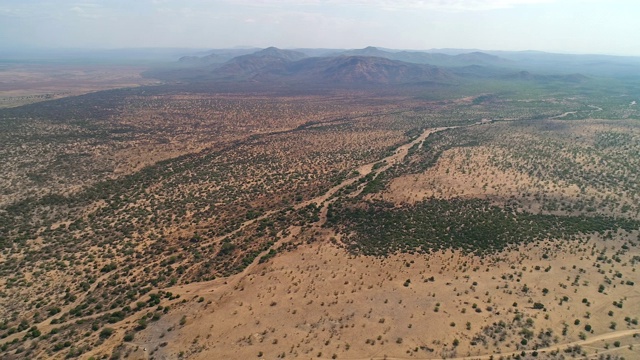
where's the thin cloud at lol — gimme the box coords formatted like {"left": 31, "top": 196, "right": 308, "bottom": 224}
{"left": 69, "top": 3, "right": 105, "bottom": 19}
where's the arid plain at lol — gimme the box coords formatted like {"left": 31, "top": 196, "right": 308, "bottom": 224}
{"left": 1, "top": 50, "right": 639, "bottom": 360}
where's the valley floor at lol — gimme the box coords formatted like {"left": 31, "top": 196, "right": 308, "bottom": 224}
{"left": 127, "top": 231, "right": 640, "bottom": 360}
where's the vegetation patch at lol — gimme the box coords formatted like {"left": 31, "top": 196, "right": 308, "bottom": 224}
{"left": 329, "top": 198, "right": 639, "bottom": 256}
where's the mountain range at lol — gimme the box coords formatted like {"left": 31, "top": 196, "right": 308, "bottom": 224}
{"left": 144, "top": 46, "right": 615, "bottom": 85}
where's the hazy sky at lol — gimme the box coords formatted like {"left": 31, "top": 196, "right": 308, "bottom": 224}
{"left": 1, "top": 0, "right": 639, "bottom": 55}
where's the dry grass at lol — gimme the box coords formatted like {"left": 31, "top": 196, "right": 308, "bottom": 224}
{"left": 123, "top": 231, "right": 640, "bottom": 360}
{"left": 381, "top": 119, "right": 640, "bottom": 220}
{"left": 2, "top": 74, "right": 639, "bottom": 360}
{"left": 0, "top": 64, "right": 158, "bottom": 108}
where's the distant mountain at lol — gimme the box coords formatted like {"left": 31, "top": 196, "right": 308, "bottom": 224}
{"left": 147, "top": 47, "right": 455, "bottom": 85}
{"left": 294, "top": 56, "right": 453, "bottom": 84}
{"left": 179, "top": 53, "right": 229, "bottom": 65}
{"left": 335, "top": 47, "right": 512, "bottom": 67}
{"left": 177, "top": 48, "right": 260, "bottom": 66}
{"left": 448, "top": 65, "right": 512, "bottom": 78}
{"left": 178, "top": 47, "right": 454, "bottom": 84}
{"left": 253, "top": 47, "right": 308, "bottom": 61}
{"left": 289, "top": 48, "right": 343, "bottom": 57}
{"left": 502, "top": 70, "right": 588, "bottom": 83}
{"left": 1, "top": 47, "right": 212, "bottom": 64}
{"left": 453, "top": 52, "right": 510, "bottom": 66}
{"left": 210, "top": 47, "right": 308, "bottom": 79}
{"left": 392, "top": 51, "right": 453, "bottom": 66}
{"left": 146, "top": 46, "right": 604, "bottom": 85}
{"left": 483, "top": 51, "right": 640, "bottom": 78}
{"left": 338, "top": 46, "right": 392, "bottom": 58}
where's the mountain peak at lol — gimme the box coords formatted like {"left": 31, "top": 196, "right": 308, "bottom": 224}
{"left": 253, "top": 47, "right": 307, "bottom": 61}
{"left": 259, "top": 46, "right": 282, "bottom": 54}
{"left": 317, "top": 56, "right": 452, "bottom": 84}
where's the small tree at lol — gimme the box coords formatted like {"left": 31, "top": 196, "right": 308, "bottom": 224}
{"left": 100, "top": 327, "right": 114, "bottom": 339}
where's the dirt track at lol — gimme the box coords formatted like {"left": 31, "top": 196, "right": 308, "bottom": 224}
{"left": 346, "top": 329, "right": 640, "bottom": 360}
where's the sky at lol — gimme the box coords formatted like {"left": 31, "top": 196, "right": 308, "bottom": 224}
{"left": 1, "top": 0, "right": 640, "bottom": 56}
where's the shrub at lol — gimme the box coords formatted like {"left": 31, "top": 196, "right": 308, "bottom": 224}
{"left": 99, "top": 327, "right": 114, "bottom": 339}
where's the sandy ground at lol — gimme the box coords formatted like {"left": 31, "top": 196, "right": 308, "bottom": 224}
{"left": 381, "top": 139, "right": 638, "bottom": 219}
{"left": 70, "top": 125, "right": 640, "bottom": 360}
{"left": 4, "top": 120, "right": 637, "bottom": 359}
{"left": 117, "top": 229, "right": 640, "bottom": 360}
{"left": 382, "top": 145, "right": 585, "bottom": 208}
{"left": 0, "top": 63, "right": 158, "bottom": 108}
